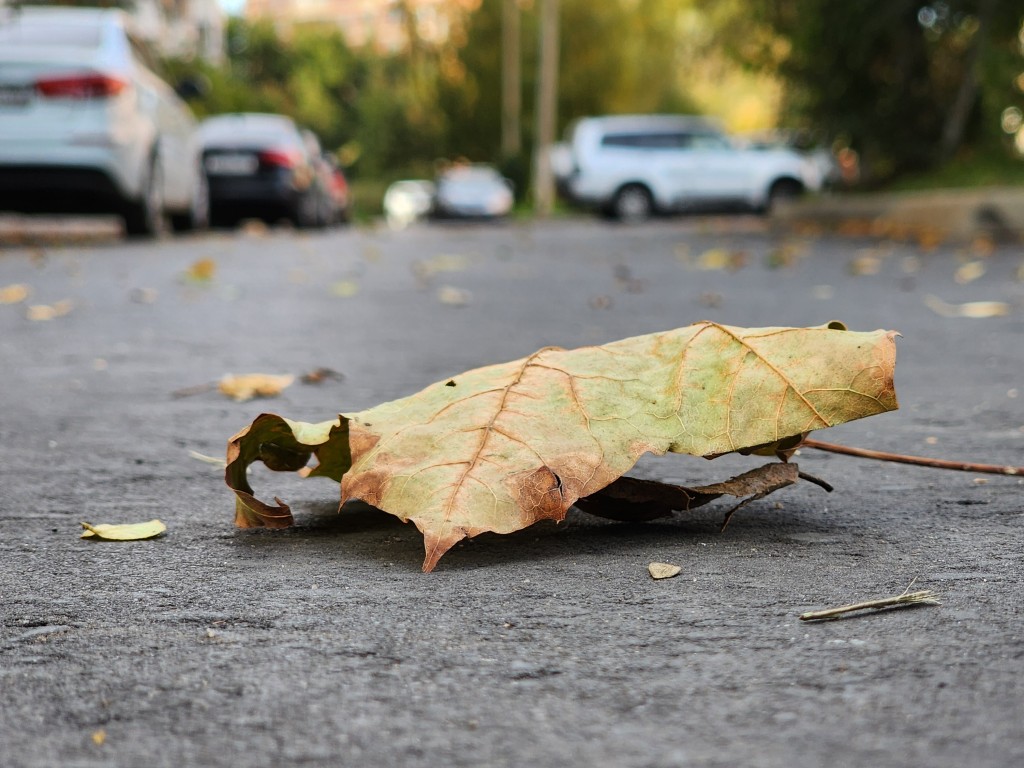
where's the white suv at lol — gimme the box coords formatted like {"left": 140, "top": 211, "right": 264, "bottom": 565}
{"left": 554, "top": 115, "right": 823, "bottom": 221}
{"left": 0, "top": 6, "right": 208, "bottom": 237}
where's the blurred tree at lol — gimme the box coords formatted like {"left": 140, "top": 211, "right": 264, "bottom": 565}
{"left": 712, "top": 0, "right": 1024, "bottom": 182}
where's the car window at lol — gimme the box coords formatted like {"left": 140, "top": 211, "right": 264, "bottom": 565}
{"left": 600, "top": 132, "right": 691, "bottom": 149}
{"left": 690, "top": 133, "right": 731, "bottom": 150}
{"left": 0, "top": 17, "right": 102, "bottom": 47}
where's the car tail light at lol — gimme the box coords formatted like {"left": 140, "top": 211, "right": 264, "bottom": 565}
{"left": 35, "top": 72, "right": 128, "bottom": 99}
{"left": 258, "top": 149, "right": 301, "bottom": 169}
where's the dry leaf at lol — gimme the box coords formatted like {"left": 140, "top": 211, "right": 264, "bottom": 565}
{"left": 300, "top": 367, "right": 343, "bottom": 384}
{"left": 0, "top": 283, "right": 29, "bottom": 304}
{"left": 91, "top": 729, "right": 106, "bottom": 746}
{"left": 693, "top": 248, "right": 746, "bottom": 272}
{"left": 219, "top": 374, "right": 295, "bottom": 402}
{"left": 80, "top": 519, "right": 166, "bottom": 540}
{"left": 331, "top": 280, "right": 359, "bottom": 298}
{"left": 848, "top": 254, "right": 882, "bottom": 276}
{"left": 923, "top": 295, "right": 1011, "bottom": 319}
{"left": 437, "top": 286, "right": 472, "bottom": 307}
{"left": 226, "top": 322, "right": 898, "bottom": 572}
{"left": 185, "top": 258, "right": 217, "bottom": 282}
{"left": 954, "top": 261, "right": 986, "bottom": 285}
{"left": 26, "top": 299, "right": 74, "bottom": 321}
{"left": 648, "top": 563, "right": 682, "bottom": 580}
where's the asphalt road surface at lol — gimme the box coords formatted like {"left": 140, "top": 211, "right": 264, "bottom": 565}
{"left": 2, "top": 215, "right": 1022, "bottom": 768}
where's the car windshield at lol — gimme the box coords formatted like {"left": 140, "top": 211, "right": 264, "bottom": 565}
{"left": 0, "top": 18, "right": 102, "bottom": 48}
{"left": 440, "top": 167, "right": 500, "bottom": 185}
{"left": 199, "top": 117, "right": 299, "bottom": 147}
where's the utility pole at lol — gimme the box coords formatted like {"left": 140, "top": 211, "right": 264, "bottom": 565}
{"left": 501, "top": 0, "right": 521, "bottom": 158}
{"left": 533, "top": 0, "right": 559, "bottom": 216}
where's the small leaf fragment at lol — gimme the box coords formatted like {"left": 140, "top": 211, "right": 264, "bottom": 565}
{"left": 26, "top": 299, "right": 74, "bottom": 321}
{"left": 437, "top": 285, "right": 472, "bottom": 306}
{"left": 924, "top": 295, "right": 1010, "bottom": 319}
{"left": 80, "top": 519, "right": 166, "bottom": 541}
{"left": 218, "top": 373, "right": 295, "bottom": 402}
{"left": 648, "top": 562, "right": 681, "bottom": 580}
{"left": 330, "top": 280, "right": 359, "bottom": 298}
{"left": 954, "top": 260, "right": 986, "bottom": 285}
{"left": 185, "top": 257, "right": 217, "bottom": 282}
{"left": 91, "top": 729, "right": 106, "bottom": 746}
{"left": 0, "top": 283, "right": 29, "bottom": 304}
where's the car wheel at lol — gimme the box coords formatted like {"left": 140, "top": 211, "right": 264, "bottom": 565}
{"left": 611, "top": 184, "right": 653, "bottom": 223}
{"left": 765, "top": 178, "right": 803, "bottom": 213}
{"left": 170, "top": 169, "right": 209, "bottom": 233}
{"left": 123, "top": 156, "right": 166, "bottom": 238}
{"left": 290, "top": 192, "right": 319, "bottom": 229}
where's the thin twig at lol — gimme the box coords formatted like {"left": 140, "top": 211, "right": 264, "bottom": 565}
{"left": 802, "top": 439, "right": 1022, "bottom": 477}
{"left": 800, "top": 583, "right": 939, "bottom": 622}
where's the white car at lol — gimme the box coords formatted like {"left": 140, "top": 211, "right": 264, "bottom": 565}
{"left": 558, "top": 115, "right": 824, "bottom": 222}
{"left": 432, "top": 164, "right": 514, "bottom": 220}
{"left": 382, "top": 179, "right": 435, "bottom": 229}
{"left": 0, "top": 6, "right": 208, "bottom": 237}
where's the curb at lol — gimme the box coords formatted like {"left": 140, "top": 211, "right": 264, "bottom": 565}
{"left": 772, "top": 187, "right": 1024, "bottom": 244}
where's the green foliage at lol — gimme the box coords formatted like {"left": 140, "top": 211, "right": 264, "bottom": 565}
{"left": 718, "top": 0, "right": 1024, "bottom": 183}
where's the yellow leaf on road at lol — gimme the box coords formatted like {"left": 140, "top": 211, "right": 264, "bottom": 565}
{"left": 954, "top": 260, "right": 986, "bottom": 285}
{"left": 26, "top": 299, "right": 74, "bottom": 321}
{"left": 219, "top": 373, "right": 295, "bottom": 402}
{"left": 0, "top": 283, "right": 29, "bottom": 304}
{"left": 81, "top": 519, "right": 166, "bottom": 541}
{"left": 185, "top": 258, "right": 216, "bottom": 282}
{"left": 924, "top": 295, "right": 1011, "bottom": 319}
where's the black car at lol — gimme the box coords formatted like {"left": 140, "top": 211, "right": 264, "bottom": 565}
{"left": 198, "top": 113, "right": 331, "bottom": 228}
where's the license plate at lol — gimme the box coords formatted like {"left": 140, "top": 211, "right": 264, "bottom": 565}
{"left": 0, "top": 85, "right": 31, "bottom": 108}
{"left": 205, "top": 153, "right": 258, "bottom": 175}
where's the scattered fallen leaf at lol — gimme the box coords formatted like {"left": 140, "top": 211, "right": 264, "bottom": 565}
{"left": 954, "top": 260, "right": 986, "bottom": 285}
{"left": 226, "top": 322, "right": 898, "bottom": 571}
{"left": 26, "top": 299, "right": 74, "bottom": 321}
{"left": 848, "top": 254, "right": 882, "bottom": 276}
{"left": 184, "top": 257, "right": 216, "bottom": 282}
{"left": 331, "top": 280, "right": 359, "bottom": 298}
{"left": 648, "top": 562, "right": 681, "bottom": 580}
{"left": 240, "top": 219, "right": 268, "bottom": 237}
{"left": 437, "top": 285, "right": 472, "bottom": 307}
{"left": 81, "top": 519, "right": 166, "bottom": 541}
{"left": 693, "top": 248, "right": 746, "bottom": 272}
{"left": 764, "top": 242, "right": 805, "bottom": 270}
{"left": 218, "top": 373, "right": 295, "bottom": 402}
{"left": 915, "top": 228, "right": 944, "bottom": 252}
{"left": 923, "top": 295, "right": 1011, "bottom": 319}
{"left": 0, "top": 283, "right": 29, "bottom": 304}
{"left": 969, "top": 235, "right": 995, "bottom": 257}
{"left": 413, "top": 254, "right": 470, "bottom": 285}
{"left": 300, "top": 367, "right": 343, "bottom": 384}
{"left": 91, "top": 729, "right": 106, "bottom": 746}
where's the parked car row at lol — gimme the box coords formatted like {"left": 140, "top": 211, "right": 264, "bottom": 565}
{"left": 0, "top": 5, "right": 348, "bottom": 237}
{"left": 382, "top": 164, "right": 514, "bottom": 228}
{"left": 199, "top": 112, "right": 348, "bottom": 228}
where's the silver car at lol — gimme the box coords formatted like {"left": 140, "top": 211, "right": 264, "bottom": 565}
{"left": 0, "top": 6, "right": 208, "bottom": 237}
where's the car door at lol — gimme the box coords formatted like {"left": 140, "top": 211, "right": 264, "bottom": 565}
{"left": 686, "top": 133, "right": 756, "bottom": 202}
